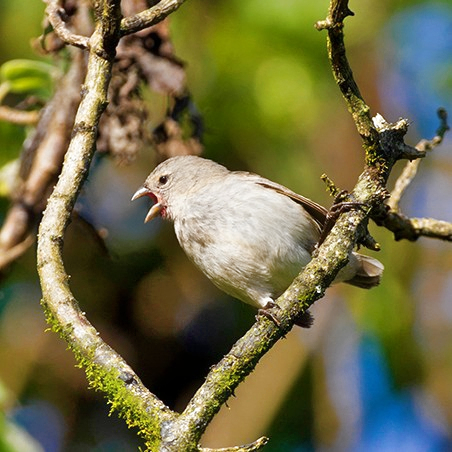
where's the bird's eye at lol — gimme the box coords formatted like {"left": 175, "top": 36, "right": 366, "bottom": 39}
{"left": 159, "top": 175, "right": 168, "bottom": 185}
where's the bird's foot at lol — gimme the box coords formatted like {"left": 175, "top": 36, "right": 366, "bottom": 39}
{"left": 257, "top": 301, "right": 314, "bottom": 329}
{"left": 256, "top": 301, "right": 282, "bottom": 328}
{"left": 316, "top": 193, "right": 366, "bottom": 248}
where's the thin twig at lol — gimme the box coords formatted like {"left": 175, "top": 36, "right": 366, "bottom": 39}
{"left": 120, "top": 0, "right": 188, "bottom": 36}
{"left": 382, "top": 212, "right": 452, "bottom": 242}
{"left": 388, "top": 108, "right": 449, "bottom": 210}
{"left": 315, "top": 1, "right": 377, "bottom": 147}
{"left": 380, "top": 108, "right": 451, "bottom": 243}
{"left": 0, "top": 106, "right": 40, "bottom": 125}
{"left": 387, "top": 160, "right": 421, "bottom": 211}
{"left": 44, "top": 0, "right": 90, "bottom": 49}
{"left": 200, "top": 437, "right": 269, "bottom": 452}
{"left": 0, "top": 235, "right": 34, "bottom": 268}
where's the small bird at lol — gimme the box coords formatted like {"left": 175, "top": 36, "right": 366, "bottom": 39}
{"left": 132, "top": 156, "right": 383, "bottom": 327}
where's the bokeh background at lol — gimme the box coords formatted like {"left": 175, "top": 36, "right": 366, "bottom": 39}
{"left": 0, "top": 0, "right": 452, "bottom": 450}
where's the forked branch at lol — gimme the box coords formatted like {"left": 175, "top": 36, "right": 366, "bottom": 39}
{"left": 35, "top": 0, "right": 450, "bottom": 450}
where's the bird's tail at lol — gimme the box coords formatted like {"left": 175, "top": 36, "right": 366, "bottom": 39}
{"left": 345, "top": 253, "right": 384, "bottom": 289}
{"left": 296, "top": 253, "right": 383, "bottom": 328}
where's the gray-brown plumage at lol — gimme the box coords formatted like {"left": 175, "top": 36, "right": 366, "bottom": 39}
{"left": 133, "top": 156, "right": 383, "bottom": 327}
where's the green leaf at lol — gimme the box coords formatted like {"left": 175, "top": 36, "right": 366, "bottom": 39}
{"left": 0, "top": 59, "right": 55, "bottom": 98}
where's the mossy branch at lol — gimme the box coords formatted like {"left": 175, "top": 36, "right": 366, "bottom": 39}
{"left": 37, "top": 0, "right": 270, "bottom": 450}
{"left": 37, "top": 1, "right": 176, "bottom": 450}
{"left": 36, "top": 0, "right": 450, "bottom": 450}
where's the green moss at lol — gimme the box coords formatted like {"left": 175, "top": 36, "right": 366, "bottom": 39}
{"left": 40, "top": 298, "right": 162, "bottom": 451}
{"left": 81, "top": 358, "right": 162, "bottom": 448}
{"left": 40, "top": 298, "right": 72, "bottom": 339}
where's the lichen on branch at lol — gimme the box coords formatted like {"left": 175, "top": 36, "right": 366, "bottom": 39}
{"left": 35, "top": 0, "right": 451, "bottom": 450}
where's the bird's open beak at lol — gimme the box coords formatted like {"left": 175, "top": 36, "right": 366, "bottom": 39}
{"left": 131, "top": 187, "right": 163, "bottom": 223}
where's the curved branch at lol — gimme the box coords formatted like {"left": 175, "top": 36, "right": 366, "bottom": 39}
{"left": 44, "top": 0, "right": 90, "bottom": 49}
{"left": 34, "top": 0, "right": 450, "bottom": 450}
{"left": 388, "top": 108, "right": 449, "bottom": 210}
{"left": 120, "top": 0, "right": 188, "bottom": 36}
{"left": 315, "top": 1, "right": 377, "bottom": 148}
{"left": 315, "top": 1, "right": 425, "bottom": 170}
{"left": 37, "top": 1, "right": 175, "bottom": 449}
{"left": 387, "top": 159, "right": 421, "bottom": 211}
{"left": 167, "top": 177, "right": 380, "bottom": 448}
{"left": 379, "top": 108, "right": 451, "bottom": 241}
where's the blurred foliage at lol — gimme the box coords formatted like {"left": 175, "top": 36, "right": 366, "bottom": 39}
{"left": 0, "top": 59, "right": 56, "bottom": 99}
{"left": 0, "top": 0, "right": 451, "bottom": 451}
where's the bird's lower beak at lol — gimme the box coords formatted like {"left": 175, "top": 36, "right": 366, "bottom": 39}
{"left": 144, "top": 203, "right": 163, "bottom": 223}
{"left": 132, "top": 186, "right": 163, "bottom": 223}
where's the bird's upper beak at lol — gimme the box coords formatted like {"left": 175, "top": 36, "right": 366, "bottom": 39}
{"left": 131, "top": 186, "right": 163, "bottom": 223}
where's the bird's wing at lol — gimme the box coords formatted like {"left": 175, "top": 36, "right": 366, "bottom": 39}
{"left": 234, "top": 171, "right": 328, "bottom": 228}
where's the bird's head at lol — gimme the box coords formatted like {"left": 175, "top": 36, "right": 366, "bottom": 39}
{"left": 132, "top": 155, "right": 228, "bottom": 223}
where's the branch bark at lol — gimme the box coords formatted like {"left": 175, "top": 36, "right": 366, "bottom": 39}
{"left": 34, "top": 0, "right": 451, "bottom": 450}
{"left": 0, "top": 0, "right": 200, "bottom": 271}
{"left": 381, "top": 108, "right": 450, "bottom": 241}
{"left": 44, "top": 0, "right": 90, "bottom": 49}
{"left": 37, "top": 1, "right": 177, "bottom": 450}
{"left": 120, "top": 0, "right": 189, "bottom": 36}
{"left": 0, "top": 106, "right": 39, "bottom": 125}
{"left": 0, "top": 48, "right": 85, "bottom": 270}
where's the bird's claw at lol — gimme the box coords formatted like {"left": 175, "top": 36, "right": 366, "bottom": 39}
{"left": 256, "top": 301, "right": 282, "bottom": 328}
{"left": 316, "top": 199, "right": 366, "bottom": 248}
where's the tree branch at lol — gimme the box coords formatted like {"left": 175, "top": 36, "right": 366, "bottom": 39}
{"left": 315, "top": 3, "right": 423, "bottom": 169}
{"left": 315, "top": 1, "right": 377, "bottom": 150}
{"left": 380, "top": 212, "right": 452, "bottom": 242}
{"left": 314, "top": 0, "right": 451, "bottom": 249}
{"left": 388, "top": 108, "right": 449, "bottom": 210}
{"left": 37, "top": 1, "right": 177, "bottom": 449}
{"left": 378, "top": 108, "right": 451, "bottom": 241}
{"left": 0, "top": 48, "right": 85, "bottom": 271}
{"left": 0, "top": 106, "right": 40, "bottom": 125}
{"left": 34, "top": 0, "right": 451, "bottom": 449}
{"left": 120, "top": 0, "right": 189, "bottom": 36}
{"left": 44, "top": 0, "right": 90, "bottom": 49}
{"left": 200, "top": 437, "right": 269, "bottom": 452}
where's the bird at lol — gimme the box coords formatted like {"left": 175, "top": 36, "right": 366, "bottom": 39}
{"left": 132, "top": 155, "right": 383, "bottom": 327}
